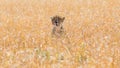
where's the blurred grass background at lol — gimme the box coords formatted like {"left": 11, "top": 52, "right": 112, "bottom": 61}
{"left": 0, "top": 0, "right": 120, "bottom": 68}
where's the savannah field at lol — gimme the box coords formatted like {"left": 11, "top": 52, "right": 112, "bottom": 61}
{"left": 0, "top": 0, "right": 120, "bottom": 68}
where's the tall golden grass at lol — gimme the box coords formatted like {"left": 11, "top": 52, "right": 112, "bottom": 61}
{"left": 0, "top": 0, "right": 120, "bottom": 68}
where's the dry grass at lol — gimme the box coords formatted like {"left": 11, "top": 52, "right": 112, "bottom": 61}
{"left": 0, "top": 0, "right": 120, "bottom": 68}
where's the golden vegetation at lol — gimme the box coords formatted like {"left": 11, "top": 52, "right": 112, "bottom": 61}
{"left": 0, "top": 0, "right": 120, "bottom": 68}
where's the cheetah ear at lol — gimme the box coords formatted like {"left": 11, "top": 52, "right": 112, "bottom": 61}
{"left": 62, "top": 17, "right": 65, "bottom": 21}
{"left": 50, "top": 17, "right": 53, "bottom": 20}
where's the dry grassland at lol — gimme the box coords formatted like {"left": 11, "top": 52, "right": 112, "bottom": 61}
{"left": 0, "top": 0, "right": 120, "bottom": 68}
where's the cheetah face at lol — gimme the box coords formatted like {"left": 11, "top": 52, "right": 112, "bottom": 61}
{"left": 51, "top": 16, "right": 65, "bottom": 26}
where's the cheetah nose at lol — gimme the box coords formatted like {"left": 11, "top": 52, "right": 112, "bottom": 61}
{"left": 55, "top": 21, "right": 58, "bottom": 26}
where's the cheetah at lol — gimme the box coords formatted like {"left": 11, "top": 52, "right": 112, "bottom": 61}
{"left": 51, "top": 15, "right": 65, "bottom": 37}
